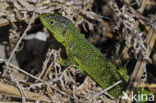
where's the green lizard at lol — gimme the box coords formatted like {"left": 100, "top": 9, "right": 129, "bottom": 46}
{"left": 39, "top": 13, "right": 126, "bottom": 98}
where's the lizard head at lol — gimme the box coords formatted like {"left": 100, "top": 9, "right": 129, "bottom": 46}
{"left": 40, "top": 13, "right": 76, "bottom": 43}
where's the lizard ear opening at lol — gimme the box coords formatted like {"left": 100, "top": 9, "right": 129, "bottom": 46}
{"left": 62, "top": 30, "right": 66, "bottom": 37}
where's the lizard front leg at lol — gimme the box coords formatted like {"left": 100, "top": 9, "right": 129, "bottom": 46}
{"left": 58, "top": 49, "right": 74, "bottom": 67}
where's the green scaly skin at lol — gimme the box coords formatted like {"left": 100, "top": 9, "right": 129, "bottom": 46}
{"left": 39, "top": 13, "right": 126, "bottom": 98}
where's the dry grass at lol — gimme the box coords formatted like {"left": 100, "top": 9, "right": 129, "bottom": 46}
{"left": 0, "top": 0, "right": 155, "bottom": 102}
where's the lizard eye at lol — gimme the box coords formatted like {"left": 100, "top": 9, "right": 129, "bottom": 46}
{"left": 49, "top": 20, "right": 54, "bottom": 24}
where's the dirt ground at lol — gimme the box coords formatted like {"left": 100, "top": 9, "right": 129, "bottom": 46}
{"left": 0, "top": 0, "right": 156, "bottom": 102}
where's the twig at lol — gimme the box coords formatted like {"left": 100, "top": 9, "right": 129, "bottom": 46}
{"left": 122, "top": 1, "right": 154, "bottom": 103}
{"left": 137, "top": 0, "right": 150, "bottom": 14}
{"left": 135, "top": 0, "right": 140, "bottom": 7}
{"left": 75, "top": 0, "right": 94, "bottom": 25}
{"left": 0, "top": 58, "right": 83, "bottom": 102}
{"left": 35, "top": 49, "right": 54, "bottom": 82}
{"left": 8, "top": 0, "right": 40, "bottom": 62}
{"left": 90, "top": 80, "right": 122, "bottom": 102}
{"left": 3, "top": 0, "right": 41, "bottom": 102}
{"left": 0, "top": 82, "right": 51, "bottom": 102}
{"left": 136, "top": 83, "right": 156, "bottom": 88}
{"left": 126, "top": 27, "right": 155, "bottom": 103}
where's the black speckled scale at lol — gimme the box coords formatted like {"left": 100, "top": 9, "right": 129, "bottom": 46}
{"left": 39, "top": 13, "right": 126, "bottom": 98}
